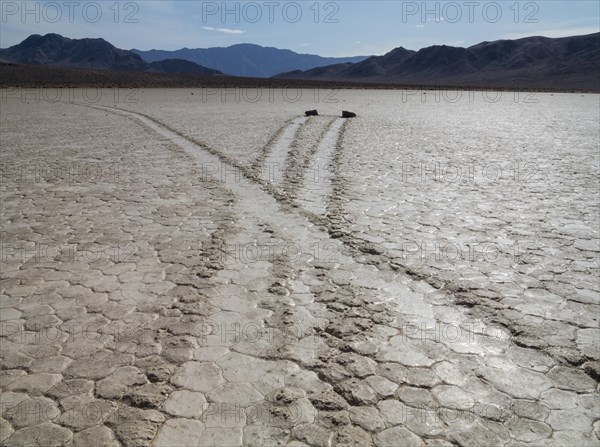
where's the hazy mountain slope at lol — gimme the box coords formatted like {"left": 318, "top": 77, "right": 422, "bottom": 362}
{"left": 146, "top": 59, "right": 221, "bottom": 75}
{"left": 132, "top": 44, "right": 369, "bottom": 77}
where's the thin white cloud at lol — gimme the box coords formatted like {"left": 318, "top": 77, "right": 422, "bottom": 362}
{"left": 202, "top": 26, "right": 245, "bottom": 35}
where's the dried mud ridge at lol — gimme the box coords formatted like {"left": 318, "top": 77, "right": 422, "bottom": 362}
{"left": 1, "top": 99, "right": 598, "bottom": 447}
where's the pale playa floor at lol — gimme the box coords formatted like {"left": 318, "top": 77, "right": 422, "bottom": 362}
{"left": 1, "top": 89, "right": 598, "bottom": 446}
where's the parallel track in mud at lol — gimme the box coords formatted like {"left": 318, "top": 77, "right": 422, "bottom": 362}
{"left": 75, "top": 101, "right": 588, "bottom": 356}
{"left": 39, "top": 100, "right": 598, "bottom": 446}
{"left": 2, "top": 97, "right": 597, "bottom": 447}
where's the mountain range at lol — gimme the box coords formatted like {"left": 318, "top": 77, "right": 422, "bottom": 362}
{"left": 132, "top": 45, "right": 369, "bottom": 78}
{"left": 0, "top": 34, "right": 222, "bottom": 76}
{"left": 276, "top": 33, "right": 600, "bottom": 90}
{"left": 1, "top": 33, "right": 598, "bottom": 90}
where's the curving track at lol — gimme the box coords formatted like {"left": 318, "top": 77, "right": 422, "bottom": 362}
{"left": 1, "top": 97, "right": 597, "bottom": 447}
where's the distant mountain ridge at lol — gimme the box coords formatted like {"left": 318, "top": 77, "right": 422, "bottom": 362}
{"left": 132, "top": 44, "right": 370, "bottom": 78}
{"left": 276, "top": 33, "right": 600, "bottom": 90}
{"left": 0, "top": 34, "right": 222, "bottom": 76}
{"left": 2, "top": 32, "right": 597, "bottom": 90}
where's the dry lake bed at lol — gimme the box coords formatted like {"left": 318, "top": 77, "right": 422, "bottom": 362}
{"left": 0, "top": 88, "right": 599, "bottom": 446}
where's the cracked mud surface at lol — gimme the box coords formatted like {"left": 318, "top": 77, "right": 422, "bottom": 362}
{"left": 1, "top": 89, "right": 599, "bottom": 446}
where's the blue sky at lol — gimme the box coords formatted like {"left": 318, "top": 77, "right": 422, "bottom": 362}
{"left": 1, "top": 1, "right": 599, "bottom": 56}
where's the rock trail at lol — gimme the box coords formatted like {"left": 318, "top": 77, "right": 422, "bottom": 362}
{"left": 0, "top": 98, "right": 598, "bottom": 447}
